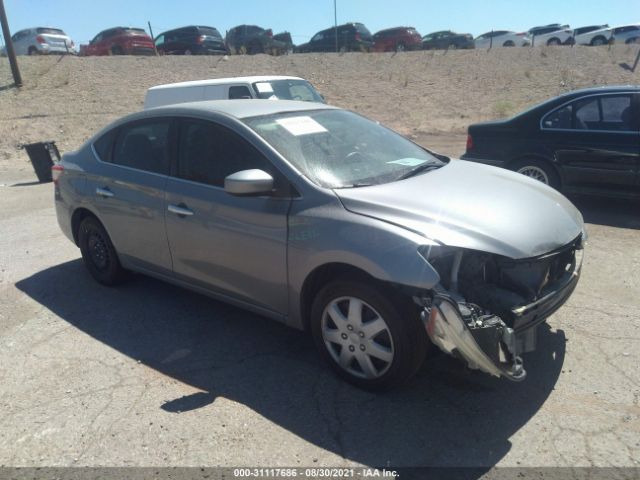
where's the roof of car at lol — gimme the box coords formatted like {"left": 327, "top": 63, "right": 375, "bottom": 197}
{"left": 146, "top": 99, "right": 337, "bottom": 119}
{"left": 558, "top": 85, "right": 640, "bottom": 97}
{"left": 147, "top": 76, "right": 306, "bottom": 91}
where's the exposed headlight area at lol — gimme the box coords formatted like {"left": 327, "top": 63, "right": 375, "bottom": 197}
{"left": 417, "top": 234, "right": 584, "bottom": 380}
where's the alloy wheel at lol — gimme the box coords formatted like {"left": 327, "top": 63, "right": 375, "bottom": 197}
{"left": 321, "top": 296, "right": 395, "bottom": 379}
{"left": 517, "top": 165, "right": 549, "bottom": 184}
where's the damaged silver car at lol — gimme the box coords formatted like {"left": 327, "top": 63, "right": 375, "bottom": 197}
{"left": 54, "top": 100, "right": 585, "bottom": 390}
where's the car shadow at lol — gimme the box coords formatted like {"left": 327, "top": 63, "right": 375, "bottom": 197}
{"left": 570, "top": 194, "right": 640, "bottom": 230}
{"left": 16, "top": 260, "right": 566, "bottom": 470}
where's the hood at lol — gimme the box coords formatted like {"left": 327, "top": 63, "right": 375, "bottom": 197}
{"left": 334, "top": 160, "right": 584, "bottom": 259}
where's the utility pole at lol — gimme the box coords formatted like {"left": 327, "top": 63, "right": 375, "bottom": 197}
{"left": 334, "top": 0, "right": 338, "bottom": 52}
{"left": 0, "top": 0, "right": 22, "bottom": 87}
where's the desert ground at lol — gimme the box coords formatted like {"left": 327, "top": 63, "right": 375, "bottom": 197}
{"left": 0, "top": 46, "right": 639, "bottom": 473}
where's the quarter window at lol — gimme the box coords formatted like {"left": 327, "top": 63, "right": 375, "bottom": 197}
{"left": 228, "top": 86, "right": 252, "bottom": 99}
{"left": 177, "top": 120, "right": 276, "bottom": 188}
{"left": 111, "top": 120, "right": 171, "bottom": 174}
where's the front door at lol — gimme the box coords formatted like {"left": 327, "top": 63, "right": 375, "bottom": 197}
{"left": 164, "top": 118, "right": 291, "bottom": 315}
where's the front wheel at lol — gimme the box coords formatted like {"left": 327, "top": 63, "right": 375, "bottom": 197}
{"left": 590, "top": 36, "right": 607, "bottom": 46}
{"left": 78, "top": 217, "right": 127, "bottom": 286}
{"left": 510, "top": 159, "right": 560, "bottom": 189}
{"left": 310, "top": 279, "right": 427, "bottom": 390}
{"left": 547, "top": 38, "right": 561, "bottom": 46}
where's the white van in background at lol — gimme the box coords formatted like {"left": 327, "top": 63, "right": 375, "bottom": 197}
{"left": 144, "top": 76, "right": 325, "bottom": 109}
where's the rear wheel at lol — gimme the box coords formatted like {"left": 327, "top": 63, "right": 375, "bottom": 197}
{"left": 110, "top": 46, "right": 124, "bottom": 55}
{"left": 78, "top": 217, "right": 127, "bottom": 286}
{"left": 247, "top": 41, "right": 263, "bottom": 55}
{"left": 395, "top": 42, "right": 405, "bottom": 52}
{"left": 503, "top": 40, "right": 515, "bottom": 47}
{"left": 448, "top": 43, "right": 458, "bottom": 50}
{"left": 184, "top": 49, "right": 192, "bottom": 55}
{"left": 310, "top": 278, "right": 427, "bottom": 390}
{"left": 590, "top": 36, "right": 607, "bottom": 46}
{"left": 547, "top": 37, "right": 561, "bottom": 46}
{"left": 626, "top": 37, "right": 640, "bottom": 44}
{"left": 510, "top": 158, "right": 560, "bottom": 189}
{"left": 28, "top": 46, "right": 39, "bottom": 55}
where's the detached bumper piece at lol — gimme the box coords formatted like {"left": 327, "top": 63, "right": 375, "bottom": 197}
{"left": 424, "top": 296, "right": 526, "bottom": 381}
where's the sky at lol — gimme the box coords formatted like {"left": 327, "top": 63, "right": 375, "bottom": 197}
{"left": 1, "top": 0, "right": 638, "bottom": 45}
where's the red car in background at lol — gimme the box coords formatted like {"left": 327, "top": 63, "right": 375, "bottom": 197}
{"left": 80, "top": 27, "right": 155, "bottom": 56}
{"left": 373, "top": 26, "right": 422, "bottom": 52}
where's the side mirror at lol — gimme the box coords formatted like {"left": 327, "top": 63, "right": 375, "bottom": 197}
{"left": 224, "top": 169, "right": 274, "bottom": 196}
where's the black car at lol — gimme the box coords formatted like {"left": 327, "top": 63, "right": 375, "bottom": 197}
{"left": 296, "top": 23, "right": 374, "bottom": 53}
{"left": 225, "top": 24, "right": 287, "bottom": 55}
{"left": 422, "top": 30, "right": 474, "bottom": 50}
{"left": 155, "top": 26, "right": 227, "bottom": 55}
{"left": 461, "top": 86, "right": 640, "bottom": 199}
{"left": 273, "top": 31, "right": 294, "bottom": 53}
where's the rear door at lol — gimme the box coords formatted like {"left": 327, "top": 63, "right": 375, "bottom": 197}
{"left": 164, "top": 117, "right": 291, "bottom": 314}
{"left": 541, "top": 92, "right": 640, "bottom": 195}
{"left": 87, "top": 117, "right": 174, "bottom": 274}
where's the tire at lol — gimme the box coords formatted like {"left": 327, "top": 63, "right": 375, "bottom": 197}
{"left": 590, "top": 36, "right": 607, "bottom": 46}
{"left": 28, "top": 46, "right": 39, "bottom": 55}
{"left": 111, "top": 46, "right": 124, "bottom": 55}
{"left": 184, "top": 49, "right": 192, "bottom": 55}
{"left": 626, "top": 37, "right": 640, "bottom": 45}
{"left": 510, "top": 158, "right": 560, "bottom": 189}
{"left": 547, "top": 38, "right": 561, "bottom": 46}
{"left": 310, "top": 278, "right": 428, "bottom": 391}
{"left": 78, "top": 216, "right": 127, "bottom": 286}
{"left": 503, "top": 41, "right": 515, "bottom": 47}
{"left": 448, "top": 43, "right": 458, "bottom": 50}
{"left": 395, "top": 42, "right": 405, "bottom": 52}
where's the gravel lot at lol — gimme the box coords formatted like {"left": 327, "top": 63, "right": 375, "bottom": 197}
{"left": 0, "top": 47, "right": 639, "bottom": 470}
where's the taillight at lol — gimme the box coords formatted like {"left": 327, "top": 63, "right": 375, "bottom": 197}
{"left": 355, "top": 32, "right": 361, "bottom": 41}
{"left": 466, "top": 134, "right": 474, "bottom": 151}
{"left": 52, "top": 164, "right": 64, "bottom": 184}
{"left": 36, "top": 35, "right": 46, "bottom": 44}
{"left": 196, "top": 35, "right": 206, "bottom": 45}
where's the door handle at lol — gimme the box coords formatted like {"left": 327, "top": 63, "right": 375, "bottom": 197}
{"left": 96, "top": 187, "right": 114, "bottom": 198}
{"left": 168, "top": 204, "right": 194, "bottom": 217}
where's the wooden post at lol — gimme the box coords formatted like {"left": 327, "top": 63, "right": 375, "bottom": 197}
{"left": 0, "top": 0, "right": 22, "bottom": 87}
{"left": 148, "top": 21, "right": 158, "bottom": 55}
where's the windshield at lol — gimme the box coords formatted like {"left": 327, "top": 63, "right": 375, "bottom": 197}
{"left": 252, "top": 80, "right": 325, "bottom": 103}
{"left": 244, "top": 109, "right": 445, "bottom": 188}
{"left": 199, "top": 27, "right": 222, "bottom": 39}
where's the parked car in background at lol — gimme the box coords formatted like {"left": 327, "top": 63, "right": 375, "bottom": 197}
{"left": 54, "top": 99, "right": 585, "bottom": 389}
{"left": 155, "top": 26, "right": 227, "bottom": 55}
{"left": 144, "top": 76, "right": 325, "bottom": 108}
{"left": 372, "top": 26, "right": 422, "bottom": 52}
{"left": 528, "top": 24, "right": 573, "bottom": 46}
{"left": 80, "top": 27, "right": 155, "bottom": 56}
{"left": 296, "top": 23, "right": 374, "bottom": 52}
{"left": 2, "top": 27, "right": 74, "bottom": 55}
{"left": 273, "top": 31, "right": 294, "bottom": 53}
{"left": 573, "top": 25, "right": 612, "bottom": 46}
{"left": 461, "top": 86, "right": 640, "bottom": 199}
{"left": 421, "top": 30, "right": 474, "bottom": 50}
{"left": 225, "top": 25, "right": 287, "bottom": 55}
{"left": 611, "top": 24, "right": 640, "bottom": 44}
{"left": 475, "top": 30, "right": 530, "bottom": 48}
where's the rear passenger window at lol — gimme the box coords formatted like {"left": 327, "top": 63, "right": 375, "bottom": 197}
{"left": 111, "top": 120, "right": 171, "bottom": 174}
{"left": 228, "top": 86, "right": 252, "bottom": 99}
{"left": 177, "top": 120, "right": 276, "bottom": 188}
{"left": 543, "top": 95, "right": 633, "bottom": 131}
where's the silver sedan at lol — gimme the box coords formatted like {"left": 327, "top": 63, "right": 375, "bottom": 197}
{"left": 53, "top": 100, "right": 585, "bottom": 390}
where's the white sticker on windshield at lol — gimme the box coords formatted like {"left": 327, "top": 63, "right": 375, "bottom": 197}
{"left": 387, "top": 158, "right": 426, "bottom": 166}
{"left": 276, "top": 116, "right": 328, "bottom": 136}
{"left": 255, "top": 82, "right": 274, "bottom": 93}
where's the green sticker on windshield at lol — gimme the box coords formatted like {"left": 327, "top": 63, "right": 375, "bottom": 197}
{"left": 387, "top": 158, "right": 426, "bottom": 166}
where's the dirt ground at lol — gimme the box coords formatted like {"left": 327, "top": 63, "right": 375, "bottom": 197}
{"left": 0, "top": 47, "right": 639, "bottom": 471}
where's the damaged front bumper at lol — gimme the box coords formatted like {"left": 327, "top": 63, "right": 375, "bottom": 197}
{"left": 421, "top": 246, "right": 583, "bottom": 381}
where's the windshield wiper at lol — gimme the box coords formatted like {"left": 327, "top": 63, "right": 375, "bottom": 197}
{"left": 396, "top": 163, "right": 442, "bottom": 181}
{"left": 334, "top": 182, "right": 374, "bottom": 189}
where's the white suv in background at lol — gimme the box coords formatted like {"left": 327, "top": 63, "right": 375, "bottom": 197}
{"left": 573, "top": 25, "right": 612, "bottom": 46}
{"left": 474, "top": 30, "right": 531, "bottom": 48}
{"left": 1, "top": 27, "right": 75, "bottom": 55}
{"left": 529, "top": 24, "right": 574, "bottom": 46}
{"left": 611, "top": 25, "right": 640, "bottom": 44}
